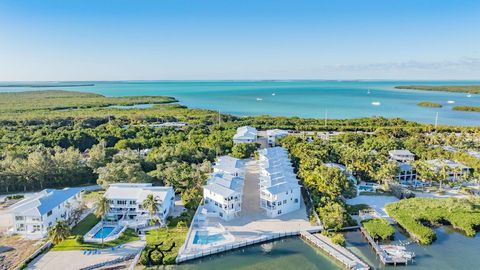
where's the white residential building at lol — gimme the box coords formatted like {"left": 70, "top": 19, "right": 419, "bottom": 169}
{"left": 426, "top": 159, "right": 471, "bottom": 181}
{"left": 258, "top": 147, "right": 301, "bottom": 218}
{"left": 213, "top": 155, "right": 245, "bottom": 178}
{"left": 104, "top": 183, "right": 174, "bottom": 228}
{"left": 397, "top": 162, "right": 417, "bottom": 183}
{"left": 10, "top": 188, "right": 83, "bottom": 239}
{"left": 389, "top": 150, "right": 415, "bottom": 162}
{"left": 388, "top": 150, "right": 417, "bottom": 184}
{"left": 203, "top": 156, "right": 245, "bottom": 221}
{"left": 266, "top": 129, "right": 289, "bottom": 146}
{"left": 233, "top": 126, "right": 257, "bottom": 144}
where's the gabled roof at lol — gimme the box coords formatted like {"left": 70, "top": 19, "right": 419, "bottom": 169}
{"left": 266, "top": 129, "right": 289, "bottom": 137}
{"left": 233, "top": 126, "right": 257, "bottom": 140}
{"left": 214, "top": 155, "right": 244, "bottom": 174}
{"left": 265, "top": 182, "right": 300, "bottom": 195}
{"left": 11, "top": 187, "right": 84, "bottom": 216}
{"left": 204, "top": 183, "right": 237, "bottom": 198}
{"left": 426, "top": 159, "right": 470, "bottom": 170}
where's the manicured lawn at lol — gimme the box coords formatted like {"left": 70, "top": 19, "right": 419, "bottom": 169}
{"left": 385, "top": 197, "right": 480, "bottom": 245}
{"left": 140, "top": 227, "right": 188, "bottom": 265}
{"left": 51, "top": 213, "right": 140, "bottom": 251}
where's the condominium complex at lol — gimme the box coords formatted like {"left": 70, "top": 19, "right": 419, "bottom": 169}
{"left": 258, "top": 147, "right": 301, "bottom": 217}
{"left": 203, "top": 156, "right": 245, "bottom": 221}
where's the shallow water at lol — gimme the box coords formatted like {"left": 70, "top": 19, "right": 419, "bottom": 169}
{"left": 167, "top": 226, "right": 479, "bottom": 270}
{"left": 1, "top": 80, "right": 479, "bottom": 125}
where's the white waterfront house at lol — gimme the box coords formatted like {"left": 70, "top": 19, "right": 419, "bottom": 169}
{"left": 104, "top": 183, "right": 174, "bottom": 228}
{"left": 266, "top": 129, "right": 289, "bottom": 146}
{"left": 233, "top": 126, "right": 257, "bottom": 144}
{"left": 258, "top": 147, "right": 301, "bottom": 218}
{"left": 389, "top": 150, "right": 415, "bottom": 162}
{"left": 426, "top": 159, "right": 471, "bottom": 181}
{"left": 10, "top": 188, "right": 84, "bottom": 239}
{"left": 203, "top": 156, "right": 245, "bottom": 221}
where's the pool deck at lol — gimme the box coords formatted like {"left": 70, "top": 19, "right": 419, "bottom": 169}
{"left": 177, "top": 159, "right": 321, "bottom": 263}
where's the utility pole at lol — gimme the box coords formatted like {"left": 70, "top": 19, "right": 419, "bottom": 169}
{"left": 434, "top": 112, "right": 439, "bottom": 130}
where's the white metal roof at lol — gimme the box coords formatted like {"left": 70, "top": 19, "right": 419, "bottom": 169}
{"left": 105, "top": 183, "right": 173, "bottom": 203}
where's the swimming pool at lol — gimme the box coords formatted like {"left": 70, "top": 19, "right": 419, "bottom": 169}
{"left": 193, "top": 232, "right": 226, "bottom": 244}
{"left": 358, "top": 185, "right": 374, "bottom": 192}
{"left": 93, "top": 226, "right": 114, "bottom": 239}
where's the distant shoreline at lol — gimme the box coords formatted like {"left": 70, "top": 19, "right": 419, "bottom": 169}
{"left": 395, "top": 85, "right": 480, "bottom": 94}
{"left": 0, "top": 83, "right": 95, "bottom": 88}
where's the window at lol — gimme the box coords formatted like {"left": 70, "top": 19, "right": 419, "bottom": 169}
{"left": 294, "top": 199, "right": 299, "bottom": 203}
{"left": 277, "top": 210, "right": 282, "bottom": 215}
{"left": 283, "top": 200, "right": 287, "bottom": 204}
{"left": 278, "top": 201, "right": 282, "bottom": 206}
{"left": 129, "top": 200, "right": 136, "bottom": 205}
{"left": 47, "top": 210, "right": 52, "bottom": 217}
{"left": 15, "top": 216, "right": 24, "bottom": 221}
{"left": 32, "top": 217, "right": 41, "bottom": 222}
{"left": 117, "top": 200, "right": 127, "bottom": 205}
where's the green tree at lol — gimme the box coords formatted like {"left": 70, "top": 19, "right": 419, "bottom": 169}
{"left": 375, "top": 161, "right": 400, "bottom": 189}
{"left": 142, "top": 194, "right": 161, "bottom": 239}
{"left": 318, "top": 202, "right": 346, "bottom": 231}
{"left": 231, "top": 143, "right": 258, "bottom": 159}
{"left": 48, "top": 220, "right": 71, "bottom": 245}
{"left": 95, "top": 196, "right": 111, "bottom": 247}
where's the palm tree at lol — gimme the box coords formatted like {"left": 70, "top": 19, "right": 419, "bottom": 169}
{"left": 48, "top": 220, "right": 71, "bottom": 244}
{"left": 95, "top": 196, "right": 110, "bottom": 247}
{"left": 142, "top": 194, "right": 161, "bottom": 239}
{"left": 375, "top": 161, "right": 399, "bottom": 190}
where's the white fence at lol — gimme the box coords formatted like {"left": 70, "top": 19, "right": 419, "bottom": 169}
{"left": 176, "top": 231, "right": 300, "bottom": 263}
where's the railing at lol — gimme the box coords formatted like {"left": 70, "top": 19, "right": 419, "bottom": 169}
{"left": 176, "top": 231, "right": 300, "bottom": 263}
{"left": 79, "top": 253, "right": 137, "bottom": 270}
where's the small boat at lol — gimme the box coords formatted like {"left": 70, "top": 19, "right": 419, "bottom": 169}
{"left": 256, "top": 97, "right": 263, "bottom": 101}
{"left": 272, "top": 93, "right": 276, "bottom": 96}
{"left": 447, "top": 100, "right": 455, "bottom": 104}
{"left": 371, "top": 101, "right": 381, "bottom": 106}
{"left": 367, "top": 89, "right": 371, "bottom": 94}
{"left": 467, "top": 94, "right": 472, "bottom": 97}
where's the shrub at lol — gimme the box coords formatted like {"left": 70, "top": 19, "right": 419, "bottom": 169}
{"left": 362, "top": 218, "right": 395, "bottom": 240}
{"left": 75, "top": 235, "right": 84, "bottom": 244}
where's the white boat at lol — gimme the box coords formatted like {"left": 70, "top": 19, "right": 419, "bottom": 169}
{"left": 447, "top": 100, "right": 455, "bottom": 104}
{"left": 256, "top": 97, "right": 263, "bottom": 101}
{"left": 381, "top": 245, "right": 416, "bottom": 259}
{"left": 467, "top": 94, "right": 472, "bottom": 97}
{"left": 272, "top": 93, "right": 276, "bottom": 96}
{"left": 367, "top": 89, "right": 371, "bottom": 94}
{"left": 371, "top": 101, "right": 381, "bottom": 106}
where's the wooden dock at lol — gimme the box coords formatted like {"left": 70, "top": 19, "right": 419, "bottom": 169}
{"left": 359, "top": 227, "right": 409, "bottom": 265}
{"left": 300, "top": 231, "right": 369, "bottom": 270}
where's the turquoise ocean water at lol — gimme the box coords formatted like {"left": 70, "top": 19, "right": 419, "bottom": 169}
{"left": 1, "top": 80, "right": 479, "bottom": 126}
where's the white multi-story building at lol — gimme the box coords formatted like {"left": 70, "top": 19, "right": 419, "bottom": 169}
{"left": 396, "top": 162, "right": 417, "bottom": 183}
{"left": 104, "top": 183, "right": 174, "bottom": 228}
{"left": 389, "top": 150, "right": 415, "bottom": 162}
{"left": 10, "top": 188, "right": 83, "bottom": 239}
{"left": 388, "top": 150, "right": 417, "bottom": 184}
{"left": 203, "top": 156, "right": 245, "bottom": 221}
{"left": 266, "top": 129, "right": 289, "bottom": 146}
{"left": 258, "top": 147, "right": 301, "bottom": 218}
{"left": 233, "top": 126, "right": 257, "bottom": 144}
{"left": 426, "top": 159, "right": 471, "bottom": 181}
{"left": 213, "top": 155, "right": 245, "bottom": 178}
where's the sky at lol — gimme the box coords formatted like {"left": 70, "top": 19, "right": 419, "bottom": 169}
{"left": 1, "top": 0, "right": 480, "bottom": 81}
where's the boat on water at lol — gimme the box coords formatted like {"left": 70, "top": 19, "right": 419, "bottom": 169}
{"left": 467, "top": 94, "right": 472, "bottom": 97}
{"left": 367, "top": 89, "right": 371, "bottom": 94}
{"left": 447, "top": 100, "right": 455, "bottom": 104}
{"left": 272, "top": 93, "right": 276, "bottom": 96}
{"left": 371, "top": 101, "right": 381, "bottom": 106}
{"left": 381, "top": 245, "right": 416, "bottom": 260}
{"left": 256, "top": 97, "right": 263, "bottom": 101}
